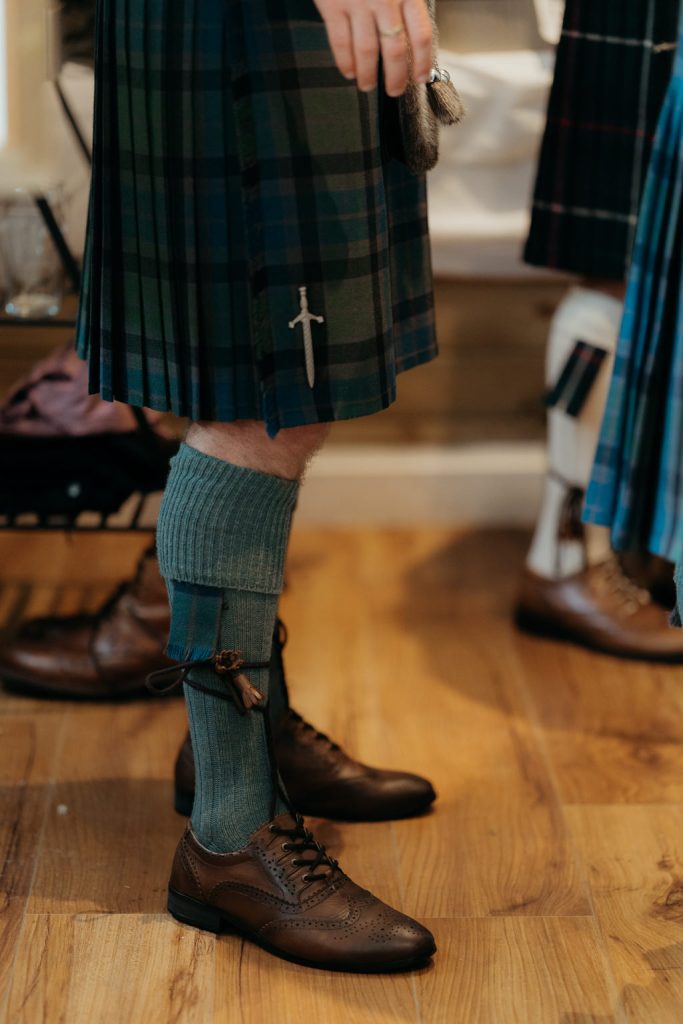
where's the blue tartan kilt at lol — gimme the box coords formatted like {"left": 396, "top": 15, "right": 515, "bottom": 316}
{"left": 583, "top": 29, "right": 683, "bottom": 563}
{"left": 75, "top": 0, "right": 437, "bottom": 437}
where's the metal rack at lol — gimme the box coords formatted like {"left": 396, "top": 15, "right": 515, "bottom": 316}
{"left": 0, "top": 492, "right": 163, "bottom": 533}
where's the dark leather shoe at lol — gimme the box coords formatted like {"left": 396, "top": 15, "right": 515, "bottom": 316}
{"left": 168, "top": 813, "right": 436, "bottom": 972}
{"left": 174, "top": 710, "right": 436, "bottom": 821}
{"left": 515, "top": 558, "right": 683, "bottom": 661}
{"left": 0, "top": 546, "right": 174, "bottom": 697}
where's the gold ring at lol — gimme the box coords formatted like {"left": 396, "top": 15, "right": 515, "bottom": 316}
{"left": 379, "top": 24, "right": 405, "bottom": 39}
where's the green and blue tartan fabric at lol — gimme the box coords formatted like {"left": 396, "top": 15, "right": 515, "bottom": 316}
{"left": 166, "top": 581, "right": 223, "bottom": 662}
{"left": 75, "top": 0, "right": 437, "bottom": 436}
{"left": 525, "top": 0, "right": 679, "bottom": 281}
{"left": 583, "top": 15, "right": 683, "bottom": 564}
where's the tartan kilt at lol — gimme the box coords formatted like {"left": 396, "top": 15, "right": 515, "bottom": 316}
{"left": 583, "top": 30, "right": 683, "bottom": 563}
{"left": 525, "top": 0, "right": 679, "bottom": 281}
{"left": 75, "top": 0, "right": 437, "bottom": 436}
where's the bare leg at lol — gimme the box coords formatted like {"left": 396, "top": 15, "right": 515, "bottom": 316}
{"left": 186, "top": 420, "right": 330, "bottom": 481}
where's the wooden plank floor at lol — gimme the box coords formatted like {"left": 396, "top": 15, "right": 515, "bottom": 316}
{"left": 1, "top": 527, "right": 682, "bottom": 1023}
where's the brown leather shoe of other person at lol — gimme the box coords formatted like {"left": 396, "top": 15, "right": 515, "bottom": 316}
{"left": 169, "top": 813, "right": 436, "bottom": 972}
{"left": 515, "top": 558, "right": 683, "bottom": 662}
{"left": 174, "top": 710, "right": 437, "bottom": 821}
{"left": 0, "top": 546, "right": 173, "bottom": 698}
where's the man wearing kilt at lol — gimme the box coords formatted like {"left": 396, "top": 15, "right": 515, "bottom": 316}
{"left": 515, "top": 0, "right": 683, "bottom": 660}
{"left": 76, "top": 0, "right": 439, "bottom": 971}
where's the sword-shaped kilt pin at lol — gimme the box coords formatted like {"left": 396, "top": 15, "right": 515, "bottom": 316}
{"left": 289, "top": 286, "right": 325, "bottom": 389}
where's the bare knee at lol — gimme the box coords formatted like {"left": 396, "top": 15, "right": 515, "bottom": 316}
{"left": 185, "top": 420, "right": 330, "bottom": 480}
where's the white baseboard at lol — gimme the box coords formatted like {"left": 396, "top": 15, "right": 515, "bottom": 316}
{"left": 297, "top": 442, "right": 546, "bottom": 525}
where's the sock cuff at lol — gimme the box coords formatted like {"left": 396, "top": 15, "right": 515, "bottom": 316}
{"left": 157, "top": 444, "right": 299, "bottom": 593}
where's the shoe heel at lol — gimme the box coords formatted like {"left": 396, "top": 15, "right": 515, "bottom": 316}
{"left": 168, "top": 888, "right": 225, "bottom": 934}
{"left": 174, "top": 786, "right": 194, "bottom": 817}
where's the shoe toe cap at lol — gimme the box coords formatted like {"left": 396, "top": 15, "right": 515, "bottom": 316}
{"left": 349, "top": 770, "right": 437, "bottom": 819}
{"left": 390, "top": 917, "right": 437, "bottom": 960}
{"left": 363, "top": 909, "right": 437, "bottom": 966}
{"left": 383, "top": 770, "right": 437, "bottom": 804}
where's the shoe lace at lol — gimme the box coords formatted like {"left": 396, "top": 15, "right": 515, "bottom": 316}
{"left": 548, "top": 477, "right": 652, "bottom": 614}
{"left": 288, "top": 709, "right": 340, "bottom": 751}
{"left": 274, "top": 621, "right": 339, "bottom": 751}
{"left": 595, "top": 556, "right": 651, "bottom": 614}
{"left": 269, "top": 814, "right": 339, "bottom": 883}
{"left": 145, "top": 649, "right": 269, "bottom": 711}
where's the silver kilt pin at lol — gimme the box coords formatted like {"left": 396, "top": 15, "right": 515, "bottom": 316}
{"left": 289, "top": 286, "right": 325, "bottom": 389}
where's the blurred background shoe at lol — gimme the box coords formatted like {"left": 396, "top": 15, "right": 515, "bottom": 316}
{"left": 515, "top": 287, "right": 683, "bottom": 661}
{"left": 516, "top": 553, "right": 683, "bottom": 662}
{"left": 0, "top": 545, "right": 173, "bottom": 698}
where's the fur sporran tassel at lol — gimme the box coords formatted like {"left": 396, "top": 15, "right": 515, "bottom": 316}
{"left": 394, "top": 1, "right": 465, "bottom": 174}
{"left": 427, "top": 68, "right": 465, "bottom": 126}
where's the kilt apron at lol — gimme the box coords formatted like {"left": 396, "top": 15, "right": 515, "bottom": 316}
{"left": 76, "top": 0, "right": 437, "bottom": 436}
{"left": 583, "top": 14, "right": 683, "bottom": 563}
{"left": 524, "top": 0, "right": 679, "bottom": 281}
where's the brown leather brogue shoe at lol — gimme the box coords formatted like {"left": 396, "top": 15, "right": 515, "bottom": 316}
{"left": 174, "top": 710, "right": 436, "bottom": 821}
{"left": 168, "top": 813, "right": 436, "bottom": 971}
{"left": 0, "top": 546, "right": 173, "bottom": 697}
{"left": 515, "top": 558, "right": 683, "bottom": 661}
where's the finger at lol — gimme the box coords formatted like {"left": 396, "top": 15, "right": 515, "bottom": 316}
{"left": 375, "top": 2, "right": 409, "bottom": 96}
{"left": 401, "top": 0, "right": 433, "bottom": 83}
{"left": 351, "top": 8, "right": 380, "bottom": 92}
{"left": 325, "top": 12, "right": 356, "bottom": 80}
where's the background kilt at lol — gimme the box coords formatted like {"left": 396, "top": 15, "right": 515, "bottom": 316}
{"left": 524, "top": 0, "right": 679, "bottom": 281}
{"left": 583, "top": 22, "right": 683, "bottom": 563}
{"left": 75, "top": 0, "right": 437, "bottom": 437}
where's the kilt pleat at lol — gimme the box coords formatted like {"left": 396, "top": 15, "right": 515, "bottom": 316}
{"left": 583, "top": 28, "right": 683, "bottom": 562}
{"left": 525, "top": 0, "right": 679, "bottom": 280}
{"left": 76, "top": 0, "right": 436, "bottom": 436}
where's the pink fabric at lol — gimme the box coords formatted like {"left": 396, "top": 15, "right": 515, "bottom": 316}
{"left": 0, "top": 344, "right": 174, "bottom": 437}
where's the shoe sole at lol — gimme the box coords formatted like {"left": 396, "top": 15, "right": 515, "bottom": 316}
{"left": 514, "top": 605, "right": 683, "bottom": 664}
{"left": 173, "top": 786, "right": 436, "bottom": 822}
{"left": 167, "top": 887, "right": 436, "bottom": 973}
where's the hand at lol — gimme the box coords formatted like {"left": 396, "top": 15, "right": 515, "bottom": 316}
{"left": 314, "top": 0, "right": 433, "bottom": 98}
